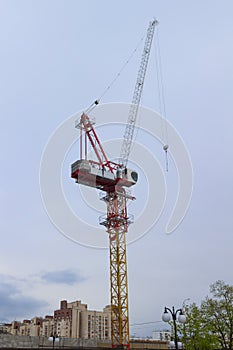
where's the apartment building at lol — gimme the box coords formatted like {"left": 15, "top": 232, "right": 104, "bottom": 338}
{"left": 79, "top": 305, "right": 111, "bottom": 340}
{"left": 40, "top": 316, "right": 54, "bottom": 338}
{"left": 19, "top": 320, "right": 31, "bottom": 336}
{"left": 54, "top": 300, "right": 111, "bottom": 340}
{"left": 10, "top": 321, "right": 21, "bottom": 335}
{"left": 3, "top": 299, "right": 111, "bottom": 340}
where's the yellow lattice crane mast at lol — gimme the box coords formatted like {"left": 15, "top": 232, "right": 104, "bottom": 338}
{"left": 71, "top": 19, "right": 157, "bottom": 349}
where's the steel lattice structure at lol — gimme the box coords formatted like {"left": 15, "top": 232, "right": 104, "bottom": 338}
{"left": 120, "top": 19, "right": 157, "bottom": 168}
{"left": 100, "top": 188, "right": 134, "bottom": 348}
{"left": 71, "top": 20, "right": 157, "bottom": 349}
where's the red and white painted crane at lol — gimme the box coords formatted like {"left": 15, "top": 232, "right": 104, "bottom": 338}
{"left": 71, "top": 19, "right": 157, "bottom": 349}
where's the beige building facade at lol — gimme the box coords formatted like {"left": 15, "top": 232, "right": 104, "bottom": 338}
{"left": 54, "top": 300, "right": 111, "bottom": 340}
{"left": 40, "top": 316, "right": 54, "bottom": 338}
{"left": 3, "top": 299, "right": 111, "bottom": 341}
{"left": 81, "top": 305, "right": 111, "bottom": 340}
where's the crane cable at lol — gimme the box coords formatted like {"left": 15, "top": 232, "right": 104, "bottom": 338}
{"left": 85, "top": 32, "right": 146, "bottom": 114}
{"left": 154, "top": 28, "right": 169, "bottom": 172}
{"left": 85, "top": 22, "right": 169, "bottom": 172}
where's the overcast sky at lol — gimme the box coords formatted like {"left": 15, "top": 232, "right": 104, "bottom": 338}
{"left": 0, "top": 0, "right": 233, "bottom": 337}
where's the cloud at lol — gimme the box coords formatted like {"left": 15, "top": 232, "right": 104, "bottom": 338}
{"left": 0, "top": 275, "right": 48, "bottom": 322}
{"left": 41, "top": 269, "right": 86, "bottom": 285}
{"left": 0, "top": 270, "right": 86, "bottom": 322}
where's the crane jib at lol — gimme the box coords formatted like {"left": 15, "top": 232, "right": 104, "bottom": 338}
{"left": 119, "top": 19, "right": 157, "bottom": 169}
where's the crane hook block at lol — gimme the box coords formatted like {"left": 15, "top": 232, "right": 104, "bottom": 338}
{"left": 163, "top": 144, "right": 169, "bottom": 152}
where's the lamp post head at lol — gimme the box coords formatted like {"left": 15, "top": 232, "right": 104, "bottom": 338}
{"left": 162, "top": 307, "right": 171, "bottom": 322}
{"left": 178, "top": 311, "right": 186, "bottom": 324}
{"left": 48, "top": 334, "right": 59, "bottom": 342}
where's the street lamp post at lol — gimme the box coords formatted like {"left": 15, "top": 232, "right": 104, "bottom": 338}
{"left": 48, "top": 333, "right": 59, "bottom": 349}
{"left": 162, "top": 306, "right": 186, "bottom": 350}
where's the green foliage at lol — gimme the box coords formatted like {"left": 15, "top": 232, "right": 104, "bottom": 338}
{"left": 182, "top": 280, "right": 233, "bottom": 350}
{"left": 202, "top": 280, "right": 233, "bottom": 349}
{"left": 182, "top": 302, "right": 217, "bottom": 350}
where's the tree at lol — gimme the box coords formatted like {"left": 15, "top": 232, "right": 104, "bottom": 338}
{"left": 182, "top": 280, "right": 233, "bottom": 350}
{"left": 182, "top": 302, "right": 217, "bottom": 350}
{"left": 201, "top": 280, "right": 233, "bottom": 349}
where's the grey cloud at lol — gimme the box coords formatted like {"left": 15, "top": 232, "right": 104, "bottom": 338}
{"left": 0, "top": 276, "right": 48, "bottom": 322}
{"left": 41, "top": 269, "right": 86, "bottom": 285}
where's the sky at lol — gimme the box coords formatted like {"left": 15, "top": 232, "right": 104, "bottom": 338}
{"left": 0, "top": 0, "right": 233, "bottom": 337}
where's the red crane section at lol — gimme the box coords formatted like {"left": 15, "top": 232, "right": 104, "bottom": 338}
{"left": 80, "top": 113, "right": 115, "bottom": 173}
{"left": 71, "top": 113, "right": 138, "bottom": 193}
{"left": 71, "top": 19, "right": 157, "bottom": 350}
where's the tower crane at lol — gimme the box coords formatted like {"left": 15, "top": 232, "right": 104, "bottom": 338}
{"left": 71, "top": 19, "right": 157, "bottom": 349}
